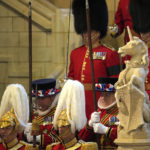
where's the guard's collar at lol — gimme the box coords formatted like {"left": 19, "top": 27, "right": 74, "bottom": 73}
{"left": 2, "top": 138, "right": 18, "bottom": 149}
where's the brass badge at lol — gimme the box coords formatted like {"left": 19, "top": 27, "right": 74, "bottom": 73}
{"left": 93, "top": 52, "right": 106, "bottom": 60}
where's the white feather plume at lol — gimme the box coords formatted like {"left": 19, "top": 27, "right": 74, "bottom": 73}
{"left": 53, "top": 79, "right": 87, "bottom": 133}
{"left": 0, "top": 84, "right": 29, "bottom": 132}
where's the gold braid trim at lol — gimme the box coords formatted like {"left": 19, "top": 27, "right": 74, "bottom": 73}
{"left": 80, "top": 141, "right": 98, "bottom": 150}
{"left": 34, "top": 107, "right": 56, "bottom": 125}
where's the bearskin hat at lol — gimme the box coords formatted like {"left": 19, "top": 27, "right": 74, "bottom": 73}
{"left": 72, "top": 0, "right": 108, "bottom": 39}
{"left": 129, "top": 0, "right": 150, "bottom": 33}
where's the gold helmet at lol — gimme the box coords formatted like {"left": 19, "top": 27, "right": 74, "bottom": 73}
{"left": 0, "top": 108, "right": 19, "bottom": 131}
{"left": 56, "top": 109, "right": 70, "bottom": 128}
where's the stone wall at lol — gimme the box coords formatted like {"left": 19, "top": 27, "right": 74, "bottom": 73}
{"left": 0, "top": 0, "right": 124, "bottom": 99}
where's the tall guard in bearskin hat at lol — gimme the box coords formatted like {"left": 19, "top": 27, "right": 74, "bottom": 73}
{"left": 46, "top": 79, "right": 98, "bottom": 150}
{"left": 24, "top": 78, "right": 60, "bottom": 149}
{"left": 68, "top": 0, "right": 120, "bottom": 119}
{"left": 78, "top": 77, "right": 119, "bottom": 150}
{"left": 0, "top": 84, "right": 38, "bottom": 150}
{"left": 129, "top": 0, "right": 150, "bottom": 98}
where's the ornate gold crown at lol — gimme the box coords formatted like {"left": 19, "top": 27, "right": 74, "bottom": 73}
{"left": 0, "top": 108, "right": 19, "bottom": 130}
{"left": 56, "top": 109, "right": 70, "bottom": 128}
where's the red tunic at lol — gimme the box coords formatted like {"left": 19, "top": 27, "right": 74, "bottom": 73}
{"left": 115, "top": 0, "right": 139, "bottom": 45}
{"left": 68, "top": 45, "right": 120, "bottom": 118}
{"left": 78, "top": 104, "right": 119, "bottom": 150}
{"left": 146, "top": 48, "right": 150, "bottom": 83}
{"left": 115, "top": 0, "right": 133, "bottom": 43}
{"left": 32, "top": 107, "right": 59, "bottom": 149}
{"left": 145, "top": 47, "right": 150, "bottom": 99}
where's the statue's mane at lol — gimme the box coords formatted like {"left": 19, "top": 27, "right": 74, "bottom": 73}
{"left": 128, "top": 37, "right": 149, "bottom": 73}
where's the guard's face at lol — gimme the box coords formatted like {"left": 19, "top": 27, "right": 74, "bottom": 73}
{"left": 99, "top": 92, "right": 115, "bottom": 101}
{"left": 58, "top": 125, "right": 72, "bottom": 140}
{"left": 140, "top": 32, "right": 150, "bottom": 43}
{"left": 0, "top": 125, "right": 14, "bottom": 140}
{"left": 37, "top": 95, "right": 55, "bottom": 111}
{"left": 82, "top": 30, "right": 100, "bottom": 46}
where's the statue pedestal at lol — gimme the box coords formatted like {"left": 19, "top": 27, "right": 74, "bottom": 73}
{"left": 115, "top": 83, "right": 150, "bottom": 150}
{"left": 115, "top": 139, "right": 150, "bottom": 150}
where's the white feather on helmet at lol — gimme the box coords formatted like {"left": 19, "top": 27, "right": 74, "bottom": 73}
{"left": 53, "top": 79, "right": 87, "bottom": 133}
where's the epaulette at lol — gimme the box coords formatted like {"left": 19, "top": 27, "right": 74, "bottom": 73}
{"left": 79, "top": 140, "right": 98, "bottom": 150}
{"left": 20, "top": 141, "right": 39, "bottom": 150}
{"left": 46, "top": 142, "right": 60, "bottom": 150}
{"left": 102, "top": 43, "right": 116, "bottom": 51}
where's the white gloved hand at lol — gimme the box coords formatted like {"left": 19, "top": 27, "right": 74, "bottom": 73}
{"left": 109, "top": 24, "right": 119, "bottom": 37}
{"left": 93, "top": 123, "right": 109, "bottom": 134}
{"left": 24, "top": 123, "right": 32, "bottom": 135}
{"left": 26, "top": 134, "right": 41, "bottom": 143}
{"left": 24, "top": 123, "right": 40, "bottom": 143}
{"left": 88, "top": 112, "right": 100, "bottom": 127}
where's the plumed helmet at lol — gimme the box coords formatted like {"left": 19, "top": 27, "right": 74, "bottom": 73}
{"left": 53, "top": 79, "right": 87, "bottom": 133}
{"left": 129, "top": 0, "right": 150, "bottom": 33}
{"left": 0, "top": 84, "right": 29, "bottom": 132}
{"left": 72, "top": 0, "right": 108, "bottom": 39}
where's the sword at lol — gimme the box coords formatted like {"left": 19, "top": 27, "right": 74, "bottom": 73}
{"left": 85, "top": 0, "right": 97, "bottom": 111}
{"left": 28, "top": 0, "right": 37, "bottom": 148}
{"left": 85, "top": 0, "right": 100, "bottom": 149}
{"left": 65, "top": 0, "right": 72, "bottom": 80}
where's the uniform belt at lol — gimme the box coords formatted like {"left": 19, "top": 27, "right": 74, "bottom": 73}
{"left": 145, "top": 82, "right": 150, "bottom": 91}
{"left": 83, "top": 83, "right": 93, "bottom": 91}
